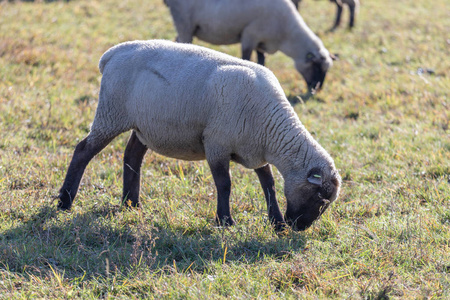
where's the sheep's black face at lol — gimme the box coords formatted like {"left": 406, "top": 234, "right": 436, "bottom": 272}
{"left": 284, "top": 168, "right": 340, "bottom": 231}
{"left": 285, "top": 194, "right": 331, "bottom": 231}
{"left": 295, "top": 52, "right": 332, "bottom": 94}
{"left": 305, "top": 63, "right": 327, "bottom": 93}
{"left": 300, "top": 62, "right": 327, "bottom": 94}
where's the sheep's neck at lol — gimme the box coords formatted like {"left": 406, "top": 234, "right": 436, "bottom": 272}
{"left": 263, "top": 106, "right": 315, "bottom": 177}
{"left": 279, "top": 13, "right": 322, "bottom": 61}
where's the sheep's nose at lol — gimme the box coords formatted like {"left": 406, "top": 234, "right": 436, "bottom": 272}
{"left": 307, "top": 74, "right": 326, "bottom": 94}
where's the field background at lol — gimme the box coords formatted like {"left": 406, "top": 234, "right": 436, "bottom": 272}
{"left": 0, "top": 0, "right": 449, "bottom": 298}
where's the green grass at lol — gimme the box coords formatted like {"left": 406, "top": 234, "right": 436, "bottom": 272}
{"left": 0, "top": 0, "right": 449, "bottom": 298}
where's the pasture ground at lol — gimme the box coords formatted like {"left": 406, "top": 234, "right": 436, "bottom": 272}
{"left": 0, "top": 0, "right": 449, "bottom": 298}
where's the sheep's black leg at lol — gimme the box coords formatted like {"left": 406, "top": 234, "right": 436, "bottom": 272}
{"left": 122, "top": 131, "right": 148, "bottom": 208}
{"left": 331, "top": 3, "right": 343, "bottom": 31}
{"left": 348, "top": 4, "right": 356, "bottom": 29}
{"left": 208, "top": 159, "right": 234, "bottom": 226}
{"left": 256, "top": 50, "right": 265, "bottom": 66}
{"left": 242, "top": 48, "right": 253, "bottom": 61}
{"left": 58, "top": 135, "right": 114, "bottom": 210}
{"left": 254, "top": 164, "right": 285, "bottom": 231}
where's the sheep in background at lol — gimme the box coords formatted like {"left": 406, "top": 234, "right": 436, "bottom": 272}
{"left": 292, "top": 0, "right": 360, "bottom": 31}
{"left": 164, "top": 0, "right": 333, "bottom": 94}
{"left": 57, "top": 40, "right": 341, "bottom": 231}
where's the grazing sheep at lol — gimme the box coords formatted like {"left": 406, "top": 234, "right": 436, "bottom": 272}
{"left": 164, "top": 0, "right": 333, "bottom": 93}
{"left": 292, "top": 0, "right": 360, "bottom": 31}
{"left": 57, "top": 40, "right": 341, "bottom": 231}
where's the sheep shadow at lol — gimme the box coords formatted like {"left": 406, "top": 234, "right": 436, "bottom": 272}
{"left": 0, "top": 204, "right": 307, "bottom": 281}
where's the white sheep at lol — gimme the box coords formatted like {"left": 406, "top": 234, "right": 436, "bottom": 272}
{"left": 57, "top": 40, "right": 341, "bottom": 231}
{"left": 292, "top": 0, "right": 360, "bottom": 31}
{"left": 164, "top": 0, "right": 333, "bottom": 94}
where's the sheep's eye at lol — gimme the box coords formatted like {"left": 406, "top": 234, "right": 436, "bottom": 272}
{"left": 306, "top": 52, "right": 315, "bottom": 61}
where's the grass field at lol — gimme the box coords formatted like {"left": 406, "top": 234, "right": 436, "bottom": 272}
{"left": 0, "top": 0, "right": 449, "bottom": 298}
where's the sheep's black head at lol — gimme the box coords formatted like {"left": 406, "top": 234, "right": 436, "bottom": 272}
{"left": 284, "top": 166, "right": 340, "bottom": 231}
{"left": 295, "top": 51, "right": 333, "bottom": 94}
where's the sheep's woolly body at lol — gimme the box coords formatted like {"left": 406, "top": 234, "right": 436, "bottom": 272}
{"left": 95, "top": 40, "right": 335, "bottom": 178}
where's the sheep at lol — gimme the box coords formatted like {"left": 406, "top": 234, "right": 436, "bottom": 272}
{"left": 292, "top": 0, "right": 360, "bottom": 31}
{"left": 57, "top": 40, "right": 341, "bottom": 231}
{"left": 164, "top": 0, "right": 333, "bottom": 94}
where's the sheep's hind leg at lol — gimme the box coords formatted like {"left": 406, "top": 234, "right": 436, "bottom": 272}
{"left": 122, "top": 131, "right": 148, "bottom": 208}
{"left": 207, "top": 158, "right": 234, "bottom": 227}
{"left": 348, "top": 3, "right": 356, "bottom": 29}
{"left": 254, "top": 164, "right": 285, "bottom": 231}
{"left": 58, "top": 133, "right": 117, "bottom": 210}
{"left": 330, "top": 2, "right": 343, "bottom": 31}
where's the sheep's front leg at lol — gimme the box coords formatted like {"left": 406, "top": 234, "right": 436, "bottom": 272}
{"left": 122, "top": 131, "right": 148, "bottom": 207}
{"left": 169, "top": 7, "right": 194, "bottom": 43}
{"left": 242, "top": 48, "right": 253, "bottom": 62}
{"left": 241, "top": 28, "right": 261, "bottom": 64}
{"left": 242, "top": 49, "right": 266, "bottom": 66}
{"left": 254, "top": 164, "right": 285, "bottom": 231}
{"left": 58, "top": 135, "right": 114, "bottom": 210}
{"left": 208, "top": 159, "right": 235, "bottom": 226}
{"left": 242, "top": 48, "right": 265, "bottom": 66}
{"left": 256, "top": 50, "right": 266, "bottom": 66}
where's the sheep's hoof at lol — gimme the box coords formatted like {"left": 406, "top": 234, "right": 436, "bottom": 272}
{"left": 215, "top": 216, "right": 235, "bottom": 227}
{"left": 57, "top": 198, "right": 72, "bottom": 211}
{"left": 327, "top": 27, "right": 338, "bottom": 33}
{"left": 273, "top": 221, "right": 287, "bottom": 232}
{"left": 122, "top": 198, "right": 140, "bottom": 209}
{"left": 55, "top": 190, "right": 72, "bottom": 210}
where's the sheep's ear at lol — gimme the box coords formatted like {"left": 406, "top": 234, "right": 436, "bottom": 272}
{"left": 307, "top": 168, "right": 323, "bottom": 186}
{"left": 330, "top": 53, "right": 339, "bottom": 61}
